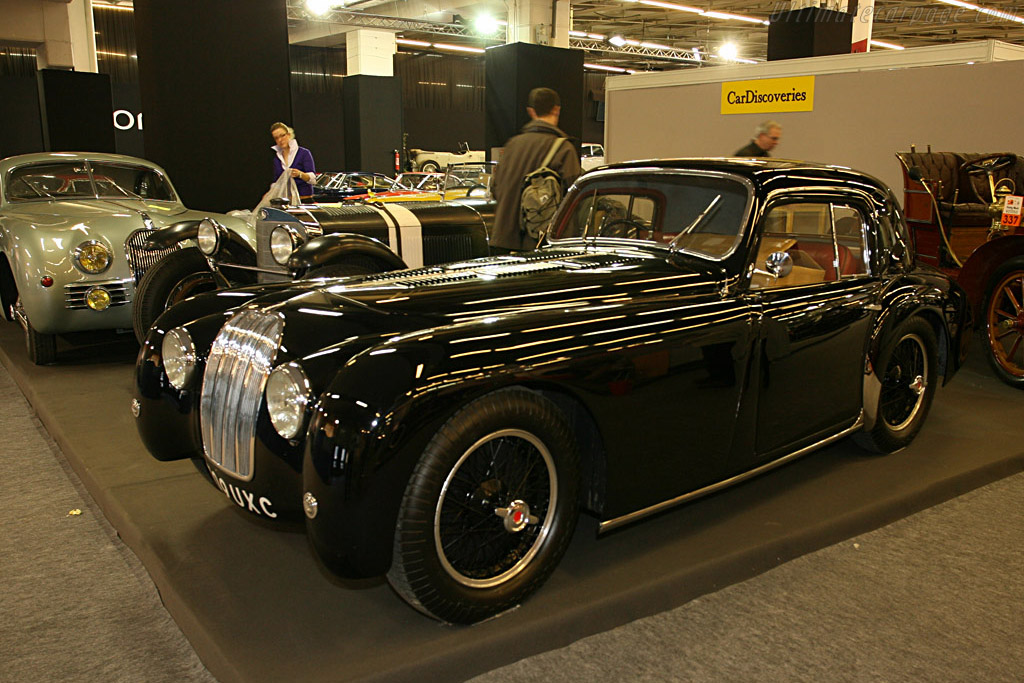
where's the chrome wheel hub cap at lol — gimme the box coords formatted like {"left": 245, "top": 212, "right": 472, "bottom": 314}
{"left": 495, "top": 499, "right": 540, "bottom": 533}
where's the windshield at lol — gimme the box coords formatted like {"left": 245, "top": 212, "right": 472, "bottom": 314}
{"left": 6, "top": 161, "right": 175, "bottom": 202}
{"left": 444, "top": 163, "right": 494, "bottom": 191}
{"left": 549, "top": 171, "right": 751, "bottom": 260}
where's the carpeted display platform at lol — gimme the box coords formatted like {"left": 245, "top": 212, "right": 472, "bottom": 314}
{"left": 2, "top": 322, "right": 1022, "bottom": 683}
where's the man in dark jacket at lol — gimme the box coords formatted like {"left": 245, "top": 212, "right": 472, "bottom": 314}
{"left": 734, "top": 120, "right": 782, "bottom": 157}
{"left": 490, "top": 88, "right": 582, "bottom": 253}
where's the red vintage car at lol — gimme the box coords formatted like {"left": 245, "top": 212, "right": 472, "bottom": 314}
{"left": 897, "top": 149, "right": 1024, "bottom": 388}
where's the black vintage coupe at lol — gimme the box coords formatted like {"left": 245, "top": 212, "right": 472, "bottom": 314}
{"left": 133, "top": 159, "right": 969, "bottom": 624}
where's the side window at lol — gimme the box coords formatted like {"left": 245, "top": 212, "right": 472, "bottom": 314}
{"left": 752, "top": 201, "right": 869, "bottom": 289}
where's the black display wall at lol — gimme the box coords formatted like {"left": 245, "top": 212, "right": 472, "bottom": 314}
{"left": 767, "top": 7, "right": 853, "bottom": 61}
{"left": 290, "top": 89, "right": 346, "bottom": 173}
{"left": 37, "top": 69, "right": 115, "bottom": 153}
{"left": 134, "top": 0, "right": 291, "bottom": 212}
{"left": 112, "top": 83, "right": 145, "bottom": 159}
{"left": 0, "top": 76, "right": 44, "bottom": 158}
{"left": 342, "top": 75, "right": 403, "bottom": 174}
{"left": 484, "top": 43, "right": 584, "bottom": 157}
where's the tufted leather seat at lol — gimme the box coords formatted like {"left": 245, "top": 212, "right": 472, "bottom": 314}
{"left": 792, "top": 241, "right": 858, "bottom": 280}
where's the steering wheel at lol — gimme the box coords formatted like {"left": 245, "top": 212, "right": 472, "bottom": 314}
{"left": 599, "top": 218, "right": 644, "bottom": 239}
{"left": 962, "top": 153, "right": 1017, "bottom": 175}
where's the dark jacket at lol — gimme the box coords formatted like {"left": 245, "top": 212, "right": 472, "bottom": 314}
{"left": 491, "top": 119, "right": 582, "bottom": 251}
{"left": 734, "top": 141, "right": 769, "bottom": 157}
{"left": 272, "top": 145, "right": 316, "bottom": 198}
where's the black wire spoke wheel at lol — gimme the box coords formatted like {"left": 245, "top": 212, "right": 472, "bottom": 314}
{"left": 879, "top": 333, "right": 929, "bottom": 431}
{"left": 854, "top": 317, "right": 937, "bottom": 454}
{"left": 435, "top": 429, "right": 556, "bottom": 588}
{"left": 985, "top": 263, "right": 1024, "bottom": 387}
{"left": 388, "top": 388, "right": 579, "bottom": 624}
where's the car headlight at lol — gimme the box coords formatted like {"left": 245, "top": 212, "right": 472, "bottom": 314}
{"left": 162, "top": 326, "right": 196, "bottom": 390}
{"left": 196, "top": 218, "right": 221, "bottom": 255}
{"left": 270, "top": 226, "right": 300, "bottom": 265}
{"left": 266, "top": 362, "right": 311, "bottom": 439}
{"left": 73, "top": 241, "right": 112, "bottom": 274}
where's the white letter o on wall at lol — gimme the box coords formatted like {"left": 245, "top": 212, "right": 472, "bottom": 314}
{"left": 113, "top": 110, "right": 144, "bottom": 131}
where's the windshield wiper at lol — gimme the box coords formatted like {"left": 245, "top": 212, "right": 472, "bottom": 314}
{"left": 669, "top": 194, "right": 722, "bottom": 252}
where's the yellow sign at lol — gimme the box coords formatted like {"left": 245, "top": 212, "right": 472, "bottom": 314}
{"left": 721, "top": 76, "right": 815, "bottom": 114}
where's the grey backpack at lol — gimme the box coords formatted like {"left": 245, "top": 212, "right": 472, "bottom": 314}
{"left": 520, "top": 137, "right": 567, "bottom": 240}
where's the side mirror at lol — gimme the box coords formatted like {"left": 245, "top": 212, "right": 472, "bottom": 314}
{"left": 765, "top": 251, "right": 793, "bottom": 280}
{"left": 270, "top": 197, "right": 290, "bottom": 208}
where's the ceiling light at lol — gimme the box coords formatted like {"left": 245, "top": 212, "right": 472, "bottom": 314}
{"left": 640, "top": 41, "right": 673, "bottom": 50}
{"left": 717, "top": 42, "right": 738, "bottom": 61}
{"left": 637, "top": 0, "right": 704, "bottom": 15}
{"left": 432, "top": 43, "right": 485, "bottom": 54}
{"left": 869, "top": 39, "right": 905, "bottom": 50}
{"left": 588, "top": 33, "right": 606, "bottom": 40}
{"left": 474, "top": 14, "right": 501, "bottom": 36}
{"left": 608, "top": 35, "right": 627, "bottom": 46}
{"left": 702, "top": 10, "right": 770, "bottom": 25}
{"left": 569, "top": 30, "right": 588, "bottom": 37}
{"left": 584, "top": 63, "right": 628, "bottom": 72}
{"left": 396, "top": 38, "right": 431, "bottom": 47}
{"left": 934, "top": 0, "right": 1024, "bottom": 23}
{"left": 307, "top": 0, "right": 334, "bottom": 15}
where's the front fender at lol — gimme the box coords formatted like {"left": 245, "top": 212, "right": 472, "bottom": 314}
{"left": 302, "top": 343, "right": 508, "bottom": 578}
{"left": 287, "top": 232, "right": 406, "bottom": 273}
{"left": 145, "top": 219, "right": 256, "bottom": 266}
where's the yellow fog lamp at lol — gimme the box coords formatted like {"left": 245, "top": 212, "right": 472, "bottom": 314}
{"left": 85, "top": 287, "right": 112, "bottom": 311}
{"left": 73, "top": 241, "right": 112, "bottom": 274}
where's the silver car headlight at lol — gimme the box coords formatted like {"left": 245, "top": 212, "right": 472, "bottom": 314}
{"left": 73, "top": 240, "right": 112, "bottom": 274}
{"left": 162, "top": 326, "right": 196, "bottom": 390}
{"left": 196, "top": 218, "right": 221, "bottom": 255}
{"left": 270, "top": 225, "right": 300, "bottom": 265}
{"left": 266, "top": 362, "right": 311, "bottom": 439}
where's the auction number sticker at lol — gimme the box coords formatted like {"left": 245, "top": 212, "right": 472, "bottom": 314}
{"left": 1001, "top": 195, "right": 1023, "bottom": 227}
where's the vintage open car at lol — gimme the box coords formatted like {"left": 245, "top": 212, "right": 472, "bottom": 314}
{"left": 130, "top": 163, "right": 495, "bottom": 342}
{"left": 309, "top": 172, "right": 399, "bottom": 203}
{"left": 896, "top": 149, "right": 1024, "bottom": 388}
{"left": 0, "top": 152, "right": 249, "bottom": 364}
{"left": 133, "top": 158, "right": 968, "bottom": 624}
{"left": 408, "top": 141, "right": 485, "bottom": 172}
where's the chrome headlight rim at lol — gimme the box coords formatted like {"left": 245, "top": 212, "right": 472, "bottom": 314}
{"left": 265, "top": 362, "right": 311, "bottom": 440}
{"left": 162, "top": 326, "right": 197, "bottom": 391}
{"left": 270, "top": 225, "right": 301, "bottom": 265}
{"left": 72, "top": 240, "right": 113, "bottom": 274}
{"left": 196, "top": 218, "right": 222, "bottom": 255}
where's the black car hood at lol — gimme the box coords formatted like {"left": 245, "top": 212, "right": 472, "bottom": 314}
{"left": 248, "top": 244, "right": 725, "bottom": 358}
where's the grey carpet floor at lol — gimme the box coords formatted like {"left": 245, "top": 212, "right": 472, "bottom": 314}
{"left": 0, "top": 361, "right": 216, "bottom": 683}
{"left": 2, "top": 353, "right": 1022, "bottom": 682}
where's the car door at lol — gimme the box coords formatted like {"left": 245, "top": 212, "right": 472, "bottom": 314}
{"left": 747, "top": 192, "right": 883, "bottom": 458}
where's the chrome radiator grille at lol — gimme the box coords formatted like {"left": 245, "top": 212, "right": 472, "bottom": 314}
{"left": 200, "top": 310, "right": 284, "bottom": 480}
{"left": 64, "top": 279, "right": 132, "bottom": 309}
{"left": 125, "top": 229, "right": 180, "bottom": 282}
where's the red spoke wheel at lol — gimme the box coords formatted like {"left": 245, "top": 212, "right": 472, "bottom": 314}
{"left": 984, "top": 258, "right": 1024, "bottom": 389}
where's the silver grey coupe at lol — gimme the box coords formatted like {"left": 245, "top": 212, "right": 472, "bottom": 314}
{"left": 0, "top": 152, "right": 250, "bottom": 364}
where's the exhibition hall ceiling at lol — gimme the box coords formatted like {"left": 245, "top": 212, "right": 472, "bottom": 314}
{"left": 285, "top": 0, "right": 1024, "bottom": 70}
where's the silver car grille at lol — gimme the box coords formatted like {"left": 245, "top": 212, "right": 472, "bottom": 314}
{"left": 200, "top": 309, "right": 284, "bottom": 481}
{"left": 125, "top": 229, "right": 181, "bottom": 282}
{"left": 64, "top": 279, "right": 132, "bottom": 309}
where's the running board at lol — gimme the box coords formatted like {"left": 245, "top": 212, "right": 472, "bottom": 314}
{"left": 599, "top": 412, "right": 865, "bottom": 533}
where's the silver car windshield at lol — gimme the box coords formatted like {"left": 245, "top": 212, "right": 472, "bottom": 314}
{"left": 549, "top": 172, "right": 751, "bottom": 260}
{"left": 7, "top": 161, "right": 175, "bottom": 202}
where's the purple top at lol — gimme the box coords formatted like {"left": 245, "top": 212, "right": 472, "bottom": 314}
{"left": 272, "top": 145, "right": 316, "bottom": 197}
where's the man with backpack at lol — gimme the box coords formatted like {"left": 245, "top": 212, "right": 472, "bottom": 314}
{"left": 490, "top": 87, "right": 582, "bottom": 254}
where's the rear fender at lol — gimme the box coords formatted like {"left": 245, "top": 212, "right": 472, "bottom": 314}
{"left": 957, "top": 235, "right": 1024, "bottom": 317}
